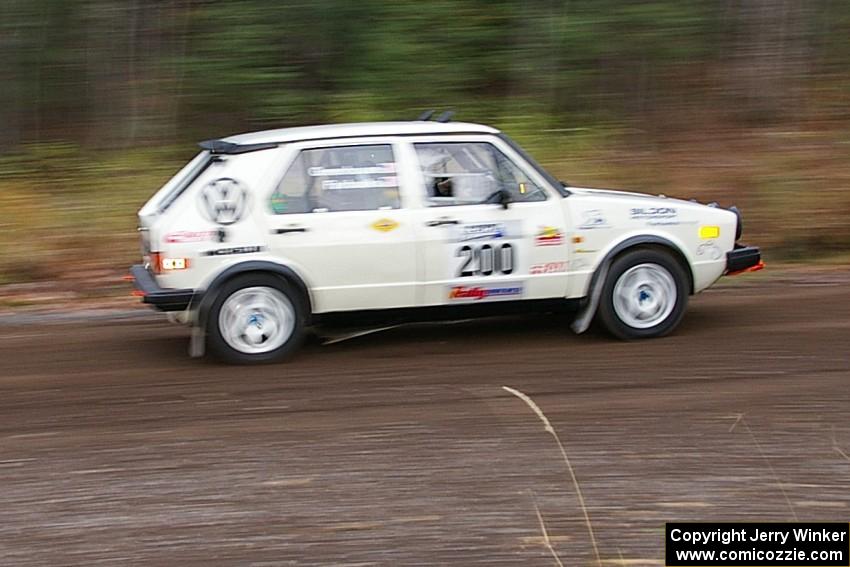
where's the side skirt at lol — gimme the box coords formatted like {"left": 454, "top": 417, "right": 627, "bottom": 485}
{"left": 312, "top": 298, "right": 582, "bottom": 329}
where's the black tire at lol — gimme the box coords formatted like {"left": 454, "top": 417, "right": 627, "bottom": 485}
{"left": 206, "top": 274, "right": 306, "bottom": 364}
{"left": 596, "top": 248, "right": 689, "bottom": 340}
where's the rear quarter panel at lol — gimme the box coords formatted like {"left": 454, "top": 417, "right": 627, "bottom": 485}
{"left": 142, "top": 148, "right": 283, "bottom": 292}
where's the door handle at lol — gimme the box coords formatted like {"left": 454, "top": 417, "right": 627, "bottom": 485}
{"left": 272, "top": 227, "right": 308, "bottom": 234}
{"left": 426, "top": 218, "right": 460, "bottom": 227}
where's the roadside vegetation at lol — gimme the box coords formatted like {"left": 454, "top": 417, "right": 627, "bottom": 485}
{"left": 1, "top": 1, "right": 848, "bottom": 295}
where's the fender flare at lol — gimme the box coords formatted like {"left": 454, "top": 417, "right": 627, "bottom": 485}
{"left": 570, "top": 235, "right": 693, "bottom": 334}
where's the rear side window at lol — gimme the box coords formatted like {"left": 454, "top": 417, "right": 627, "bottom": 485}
{"left": 270, "top": 144, "right": 400, "bottom": 214}
{"left": 156, "top": 151, "right": 216, "bottom": 213}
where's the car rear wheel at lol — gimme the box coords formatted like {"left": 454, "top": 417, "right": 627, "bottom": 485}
{"left": 207, "top": 274, "right": 305, "bottom": 364}
{"left": 597, "top": 248, "right": 688, "bottom": 340}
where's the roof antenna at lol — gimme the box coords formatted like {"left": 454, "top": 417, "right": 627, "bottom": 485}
{"left": 435, "top": 110, "right": 454, "bottom": 123}
{"left": 417, "top": 110, "right": 435, "bottom": 121}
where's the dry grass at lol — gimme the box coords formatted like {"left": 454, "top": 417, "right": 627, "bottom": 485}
{"left": 0, "top": 145, "right": 190, "bottom": 287}
{"left": 830, "top": 428, "right": 850, "bottom": 464}
{"left": 728, "top": 413, "right": 798, "bottom": 521}
{"left": 532, "top": 492, "right": 565, "bottom": 567}
{"left": 503, "top": 386, "right": 602, "bottom": 567}
{"left": 540, "top": 122, "right": 850, "bottom": 259}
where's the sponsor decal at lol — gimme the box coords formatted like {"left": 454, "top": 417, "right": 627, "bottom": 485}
{"left": 578, "top": 209, "right": 609, "bottom": 230}
{"left": 202, "top": 245, "right": 265, "bottom": 257}
{"left": 448, "top": 283, "right": 524, "bottom": 301}
{"left": 459, "top": 222, "right": 506, "bottom": 241}
{"left": 451, "top": 220, "right": 521, "bottom": 242}
{"left": 574, "top": 248, "right": 598, "bottom": 254}
{"left": 534, "top": 226, "right": 564, "bottom": 246}
{"left": 630, "top": 206, "right": 680, "bottom": 226}
{"left": 630, "top": 206, "right": 677, "bottom": 219}
{"left": 165, "top": 230, "right": 218, "bottom": 243}
{"left": 530, "top": 261, "right": 567, "bottom": 274}
{"left": 270, "top": 194, "right": 288, "bottom": 214}
{"left": 308, "top": 163, "right": 394, "bottom": 177}
{"left": 199, "top": 177, "right": 249, "bottom": 226}
{"left": 322, "top": 178, "right": 397, "bottom": 190}
{"left": 371, "top": 218, "right": 399, "bottom": 232}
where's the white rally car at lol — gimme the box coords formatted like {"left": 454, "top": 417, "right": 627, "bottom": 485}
{"left": 130, "top": 118, "right": 762, "bottom": 363}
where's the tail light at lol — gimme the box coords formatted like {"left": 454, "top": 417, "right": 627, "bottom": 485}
{"left": 149, "top": 252, "right": 189, "bottom": 273}
{"left": 149, "top": 251, "right": 163, "bottom": 274}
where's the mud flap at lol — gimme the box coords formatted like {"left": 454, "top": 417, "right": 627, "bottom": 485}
{"left": 570, "top": 261, "right": 609, "bottom": 334}
{"left": 189, "top": 325, "right": 205, "bottom": 358}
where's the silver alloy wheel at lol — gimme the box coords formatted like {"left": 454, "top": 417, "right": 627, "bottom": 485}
{"left": 612, "top": 263, "right": 677, "bottom": 329}
{"left": 218, "top": 286, "right": 295, "bottom": 354}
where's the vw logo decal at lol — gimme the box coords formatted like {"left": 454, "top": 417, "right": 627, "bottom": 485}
{"left": 199, "top": 178, "right": 249, "bottom": 226}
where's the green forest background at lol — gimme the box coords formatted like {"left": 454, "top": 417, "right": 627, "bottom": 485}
{"left": 1, "top": 1, "right": 848, "bottom": 295}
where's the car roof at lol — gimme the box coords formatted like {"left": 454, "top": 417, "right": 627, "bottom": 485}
{"left": 223, "top": 121, "right": 500, "bottom": 145}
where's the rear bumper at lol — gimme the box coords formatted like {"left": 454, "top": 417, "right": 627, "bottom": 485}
{"left": 129, "top": 265, "right": 195, "bottom": 311}
{"left": 725, "top": 245, "right": 763, "bottom": 275}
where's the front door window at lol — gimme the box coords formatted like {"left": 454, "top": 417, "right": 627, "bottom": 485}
{"left": 412, "top": 140, "right": 568, "bottom": 306}
{"left": 414, "top": 142, "right": 548, "bottom": 207}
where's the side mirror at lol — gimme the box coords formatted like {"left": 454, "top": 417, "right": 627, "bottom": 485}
{"left": 483, "top": 187, "right": 513, "bottom": 209}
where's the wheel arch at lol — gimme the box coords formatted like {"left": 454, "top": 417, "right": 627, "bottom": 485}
{"left": 570, "top": 234, "right": 693, "bottom": 334}
{"left": 595, "top": 235, "right": 694, "bottom": 295}
{"left": 194, "top": 261, "right": 314, "bottom": 327}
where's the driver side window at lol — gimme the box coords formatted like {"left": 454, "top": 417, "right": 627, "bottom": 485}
{"left": 413, "top": 142, "right": 546, "bottom": 207}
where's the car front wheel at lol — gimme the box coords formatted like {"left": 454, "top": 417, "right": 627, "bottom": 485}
{"left": 206, "top": 274, "right": 305, "bottom": 364}
{"left": 597, "top": 249, "right": 689, "bottom": 340}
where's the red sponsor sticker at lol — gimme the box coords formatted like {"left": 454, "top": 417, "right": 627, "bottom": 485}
{"left": 534, "top": 226, "right": 563, "bottom": 246}
{"left": 165, "top": 230, "right": 217, "bottom": 243}
{"left": 449, "top": 286, "right": 488, "bottom": 300}
{"left": 530, "top": 261, "right": 567, "bottom": 274}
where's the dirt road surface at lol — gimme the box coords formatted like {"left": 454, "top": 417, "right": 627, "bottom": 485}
{"left": 1, "top": 271, "right": 848, "bottom": 566}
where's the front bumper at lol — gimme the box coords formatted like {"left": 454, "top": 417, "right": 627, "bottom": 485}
{"left": 129, "top": 265, "right": 195, "bottom": 311}
{"left": 725, "top": 244, "right": 763, "bottom": 275}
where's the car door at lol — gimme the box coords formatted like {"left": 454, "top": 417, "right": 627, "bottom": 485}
{"left": 406, "top": 137, "right": 571, "bottom": 306}
{"left": 261, "top": 140, "right": 417, "bottom": 312}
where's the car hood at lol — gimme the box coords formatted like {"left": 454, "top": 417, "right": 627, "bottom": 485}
{"left": 566, "top": 185, "right": 739, "bottom": 233}
{"left": 566, "top": 185, "right": 724, "bottom": 213}
{"left": 569, "top": 186, "right": 689, "bottom": 204}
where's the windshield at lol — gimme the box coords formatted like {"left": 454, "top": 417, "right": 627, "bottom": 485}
{"left": 497, "top": 133, "right": 569, "bottom": 197}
